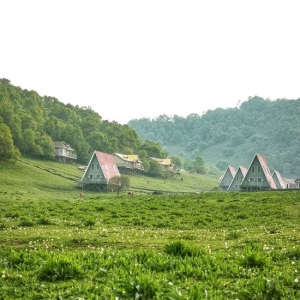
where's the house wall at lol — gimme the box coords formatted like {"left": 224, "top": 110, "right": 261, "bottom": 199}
{"left": 220, "top": 170, "right": 233, "bottom": 190}
{"left": 55, "top": 147, "right": 66, "bottom": 156}
{"left": 228, "top": 170, "right": 244, "bottom": 191}
{"left": 83, "top": 155, "right": 106, "bottom": 182}
{"left": 241, "top": 157, "right": 270, "bottom": 190}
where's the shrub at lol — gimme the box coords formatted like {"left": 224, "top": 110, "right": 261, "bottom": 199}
{"left": 240, "top": 246, "right": 267, "bottom": 269}
{"left": 164, "top": 241, "right": 203, "bottom": 258}
{"left": 39, "top": 256, "right": 82, "bottom": 281}
{"left": 18, "top": 217, "right": 34, "bottom": 227}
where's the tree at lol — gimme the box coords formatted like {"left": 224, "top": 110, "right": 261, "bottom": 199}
{"left": 170, "top": 155, "right": 183, "bottom": 169}
{"left": 193, "top": 156, "right": 207, "bottom": 174}
{"left": 0, "top": 122, "right": 20, "bottom": 161}
{"left": 108, "top": 175, "right": 130, "bottom": 194}
{"left": 147, "top": 160, "right": 162, "bottom": 177}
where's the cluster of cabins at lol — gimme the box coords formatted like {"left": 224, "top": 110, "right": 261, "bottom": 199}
{"left": 54, "top": 141, "right": 176, "bottom": 191}
{"left": 219, "top": 153, "right": 300, "bottom": 191}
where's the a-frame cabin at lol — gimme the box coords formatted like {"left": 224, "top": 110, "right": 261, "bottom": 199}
{"left": 76, "top": 151, "right": 120, "bottom": 191}
{"left": 227, "top": 166, "right": 248, "bottom": 191}
{"left": 240, "top": 153, "right": 277, "bottom": 191}
{"left": 219, "top": 166, "right": 236, "bottom": 190}
{"left": 272, "top": 170, "right": 286, "bottom": 189}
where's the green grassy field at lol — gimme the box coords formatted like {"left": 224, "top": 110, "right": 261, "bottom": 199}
{"left": 0, "top": 158, "right": 300, "bottom": 299}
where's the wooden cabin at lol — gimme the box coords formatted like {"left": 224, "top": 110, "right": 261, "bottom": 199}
{"left": 112, "top": 153, "right": 144, "bottom": 174}
{"left": 54, "top": 141, "right": 77, "bottom": 163}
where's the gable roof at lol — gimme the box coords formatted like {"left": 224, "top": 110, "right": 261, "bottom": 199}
{"left": 227, "top": 166, "right": 247, "bottom": 190}
{"left": 149, "top": 157, "right": 174, "bottom": 166}
{"left": 272, "top": 170, "right": 286, "bottom": 189}
{"left": 242, "top": 153, "right": 277, "bottom": 190}
{"left": 113, "top": 153, "right": 141, "bottom": 163}
{"left": 54, "top": 141, "right": 75, "bottom": 151}
{"left": 219, "top": 165, "right": 236, "bottom": 183}
{"left": 82, "top": 151, "right": 120, "bottom": 180}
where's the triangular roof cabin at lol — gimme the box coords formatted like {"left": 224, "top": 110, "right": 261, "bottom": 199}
{"left": 272, "top": 170, "right": 286, "bottom": 189}
{"left": 219, "top": 166, "right": 236, "bottom": 190}
{"left": 77, "top": 151, "right": 120, "bottom": 190}
{"left": 240, "top": 153, "right": 277, "bottom": 191}
{"left": 227, "top": 166, "right": 248, "bottom": 191}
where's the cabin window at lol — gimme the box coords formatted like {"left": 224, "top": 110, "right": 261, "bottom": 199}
{"left": 257, "top": 166, "right": 261, "bottom": 174}
{"left": 96, "top": 164, "right": 100, "bottom": 171}
{"left": 257, "top": 177, "right": 262, "bottom": 182}
{"left": 91, "top": 163, "right": 94, "bottom": 171}
{"left": 251, "top": 166, "right": 255, "bottom": 174}
{"left": 97, "top": 175, "right": 102, "bottom": 178}
{"left": 89, "top": 175, "right": 93, "bottom": 179}
{"left": 249, "top": 177, "right": 254, "bottom": 182}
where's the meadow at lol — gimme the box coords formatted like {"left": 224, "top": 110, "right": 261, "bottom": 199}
{"left": 0, "top": 159, "right": 299, "bottom": 299}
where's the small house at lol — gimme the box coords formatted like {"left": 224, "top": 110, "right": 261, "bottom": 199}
{"left": 148, "top": 157, "right": 176, "bottom": 173}
{"left": 219, "top": 166, "right": 236, "bottom": 190}
{"left": 282, "top": 178, "right": 297, "bottom": 189}
{"left": 76, "top": 151, "right": 120, "bottom": 191}
{"left": 54, "top": 141, "right": 77, "bottom": 163}
{"left": 240, "top": 153, "right": 277, "bottom": 191}
{"left": 112, "top": 153, "right": 144, "bottom": 174}
{"left": 227, "top": 166, "right": 248, "bottom": 191}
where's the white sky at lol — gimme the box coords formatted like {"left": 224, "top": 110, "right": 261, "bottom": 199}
{"left": 1, "top": 1, "right": 300, "bottom": 124}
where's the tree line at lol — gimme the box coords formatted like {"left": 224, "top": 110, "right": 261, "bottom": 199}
{"left": 128, "top": 96, "right": 300, "bottom": 176}
{"left": 0, "top": 78, "right": 208, "bottom": 176}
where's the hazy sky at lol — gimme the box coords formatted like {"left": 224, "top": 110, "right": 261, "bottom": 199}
{"left": 1, "top": 1, "right": 300, "bottom": 124}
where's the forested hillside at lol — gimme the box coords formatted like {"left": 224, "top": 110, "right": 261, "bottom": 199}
{"left": 0, "top": 79, "right": 167, "bottom": 164}
{"left": 128, "top": 96, "right": 300, "bottom": 176}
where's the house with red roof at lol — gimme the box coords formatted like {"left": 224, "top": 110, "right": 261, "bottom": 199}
{"left": 282, "top": 178, "right": 297, "bottom": 189}
{"left": 219, "top": 166, "right": 236, "bottom": 190}
{"left": 77, "top": 151, "right": 120, "bottom": 191}
{"left": 272, "top": 170, "right": 286, "bottom": 189}
{"left": 240, "top": 153, "right": 277, "bottom": 191}
{"left": 227, "top": 166, "right": 248, "bottom": 191}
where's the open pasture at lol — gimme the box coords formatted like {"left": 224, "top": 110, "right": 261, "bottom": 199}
{"left": 0, "top": 189, "right": 300, "bottom": 299}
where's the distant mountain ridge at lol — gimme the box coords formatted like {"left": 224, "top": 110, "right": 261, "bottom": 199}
{"left": 128, "top": 96, "right": 300, "bottom": 177}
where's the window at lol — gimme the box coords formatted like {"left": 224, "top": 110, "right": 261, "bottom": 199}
{"left": 249, "top": 177, "right": 254, "bottom": 182}
{"left": 91, "top": 163, "right": 94, "bottom": 171}
{"left": 97, "top": 175, "right": 102, "bottom": 178}
{"left": 236, "top": 175, "right": 239, "bottom": 182}
{"left": 257, "top": 178, "right": 262, "bottom": 182}
{"left": 257, "top": 166, "right": 261, "bottom": 174}
{"left": 251, "top": 166, "right": 255, "bottom": 174}
{"left": 96, "top": 164, "right": 100, "bottom": 171}
{"left": 89, "top": 175, "right": 93, "bottom": 179}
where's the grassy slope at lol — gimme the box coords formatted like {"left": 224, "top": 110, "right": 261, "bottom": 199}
{"left": 0, "top": 156, "right": 220, "bottom": 200}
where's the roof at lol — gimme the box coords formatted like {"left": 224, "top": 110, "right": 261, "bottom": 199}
{"left": 83, "top": 151, "right": 120, "bottom": 180}
{"left": 113, "top": 153, "right": 141, "bottom": 163}
{"left": 282, "top": 178, "right": 296, "bottom": 185}
{"left": 272, "top": 170, "right": 286, "bottom": 189}
{"left": 228, "top": 166, "right": 236, "bottom": 177}
{"left": 149, "top": 157, "right": 174, "bottom": 166}
{"left": 254, "top": 153, "right": 277, "bottom": 189}
{"left": 239, "top": 166, "right": 248, "bottom": 177}
{"left": 54, "top": 141, "right": 75, "bottom": 151}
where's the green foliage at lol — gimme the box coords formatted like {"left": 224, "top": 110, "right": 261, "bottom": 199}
{"left": 128, "top": 96, "right": 300, "bottom": 176}
{"left": 0, "top": 121, "right": 20, "bottom": 161}
{"left": 39, "top": 256, "right": 82, "bottom": 281}
{"left": 147, "top": 159, "right": 162, "bottom": 177}
{"left": 108, "top": 175, "right": 130, "bottom": 193}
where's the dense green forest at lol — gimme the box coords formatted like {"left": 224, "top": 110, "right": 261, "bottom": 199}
{"left": 0, "top": 79, "right": 168, "bottom": 165}
{"left": 128, "top": 96, "right": 300, "bottom": 176}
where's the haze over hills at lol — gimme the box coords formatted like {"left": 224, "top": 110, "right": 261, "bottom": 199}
{"left": 128, "top": 96, "right": 300, "bottom": 178}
